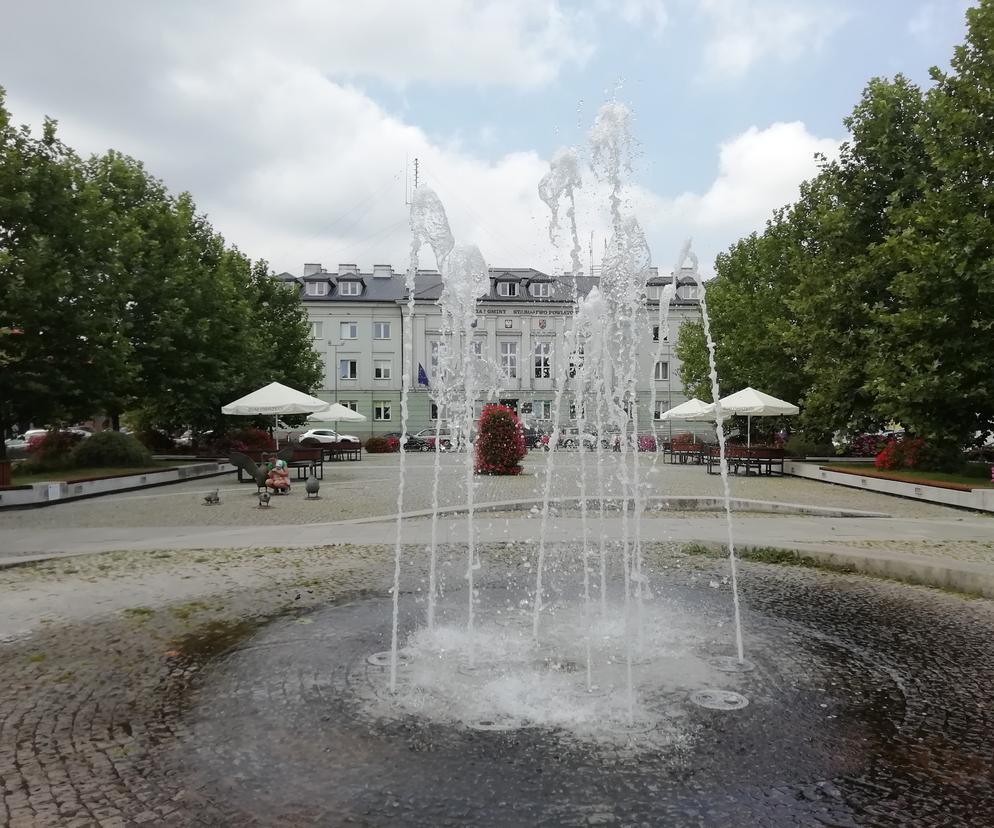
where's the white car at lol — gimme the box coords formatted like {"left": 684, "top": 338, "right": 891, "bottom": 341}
{"left": 299, "top": 428, "right": 360, "bottom": 445}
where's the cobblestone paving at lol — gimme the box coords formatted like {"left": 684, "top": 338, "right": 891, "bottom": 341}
{"left": 0, "top": 454, "right": 975, "bottom": 534}
{"left": 2, "top": 543, "right": 994, "bottom": 826}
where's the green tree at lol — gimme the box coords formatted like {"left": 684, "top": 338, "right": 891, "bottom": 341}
{"left": 865, "top": 1, "right": 994, "bottom": 462}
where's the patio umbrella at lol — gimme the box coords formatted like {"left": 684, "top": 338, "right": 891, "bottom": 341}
{"left": 716, "top": 387, "right": 799, "bottom": 447}
{"left": 221, "top": 381, "right": 330, "bottom": 447}
{"left": 657, "top": 398, "right": 716, "bottom": 421}
{"left": 306, "top": 403, "right": 367, "bottom": 424}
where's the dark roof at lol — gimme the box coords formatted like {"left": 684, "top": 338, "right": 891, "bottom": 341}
{"left": 279, "top": 266, "right": 701, "bottom": 306}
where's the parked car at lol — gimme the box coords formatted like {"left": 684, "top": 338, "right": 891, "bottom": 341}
{"left": 523, "top": 427, "right": 548, "bottom": 449}
{"left": 273, "top": 419, "right": 310, "bottom": 444}
{"left": 413, "top": 427, "right": 453, "bottom": 451}
{"left": 299, "top": 428, "right": 360, "bottom": 445}
{"left": 381, "top": 432, "right": 428, "bottom": 451}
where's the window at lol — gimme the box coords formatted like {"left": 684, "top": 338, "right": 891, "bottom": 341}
{"left": 500, "top": 341, "right": 518, "bottom": 378}
{"left": 309, "top": 321, "right": 323, "bottom": 339}
{"left": 535, "top": 400, "right": 552, "bottom": 420}
{"left": 341, "top": 321, "right": 358, "bottom": 339}
{"left": 339, "top": 280, "right": 362, "bottom": 296}
{"left": 654, "top": 400, "right": 668, "bottom": 421}
{"left": 654, "top": 361, "right": 668, "bottom": 381}
{"left": 680, "top": 284, "right": 701, "bottom": 300}
{"left": 647, "top": 285, "right": 663, "bottom": 301}
{"left": 568, "top": 401, "right": 577, "bottom": 421}
{"left": 340, "top": 400, "right": 358, "bottom": 412}
{"left": 339, "top": 359, "right": 357, "bottom": 380}
{"left": 374, "top": 401, "right": 391, "bottom": 421}
{"left": 520, "top": 402, "right": 533, "bottom": 414}
{"left": 534, "top": 341, "right": 551, "bottom": 379}
{"left": 429, "top": 340, "right": 441, "bottom": 377}
{"left": 430, "top": 401, "right": 439, "bottom": 420}
{"left": 530, "top": 282, "right": 551, "bottom": 298}
{"left": 374, "top": 360, "right": 392, "bottom": 380}
{"left": 497, "top": 282, "right": 518, "bottom": 297}
{"left": 471, "top": 339, "right": 483, "bottom": 357}
{"left": 305, "top": 282, "right": 328, "bottom": 296}
{"left": 651, "top": 325, "right": 668, "bottom": 342}
{"left": 373, "top": 322, "right": 391, "bottom": 339}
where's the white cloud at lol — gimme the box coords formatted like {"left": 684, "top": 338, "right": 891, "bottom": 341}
{"left": 615, "top": 0, "right": 670, "bottom": 38}
{"left": 697, "top": 0, "right": 849, "bottom": 80}
{"left": 0, "top": 2, "right": 834, "bottom": 281}
{"left": 636, "top": 121, "right": 839, "bottom": 269}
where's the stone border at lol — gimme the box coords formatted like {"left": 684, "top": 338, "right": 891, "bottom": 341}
{"left": 0, "top": 462, "right": 235, "bottom": 509}
{"left": 786, "top": 461, "right": 994, "bottom": 514}
{"left": 693, "top": 540, "right": 994, "bottom": 601}
{"left": 336, "top": 495, "right": 889, "bottom": 524}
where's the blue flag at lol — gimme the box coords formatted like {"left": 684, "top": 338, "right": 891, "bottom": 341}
{"left": 417, "top": 363, "right": 430, "bottom": 388}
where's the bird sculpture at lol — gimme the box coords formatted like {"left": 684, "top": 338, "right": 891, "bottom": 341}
{"left": 204, "top": 489, "right": 220, "bottom": 505}
{"left": 258, "top": 490, "right": 272, "bottom": 508}
{"left": 305, "top": 474, "right": 320, "bottom": 500}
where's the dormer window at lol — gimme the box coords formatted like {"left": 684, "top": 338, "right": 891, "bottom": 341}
{"left": 339, "top": 281, "right": 362, "bottom": 296}
{"left": 497, "top": 282, "right": 518, "bottom": 297}
{"left": 530, "top": 282, "right": 551, "bottom": 298}
{"left": 305, "top": 282, "right": 328, "bottom": 296}
{"left": 679, "top": 284, "right": 701, "bottom": 300}
{"left": 646, "top": 285, "right": 663, "bottom": 301}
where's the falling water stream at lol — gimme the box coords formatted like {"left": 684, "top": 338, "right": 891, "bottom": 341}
{"left": 387, "top": 98, "right": 748, "bottom": 714}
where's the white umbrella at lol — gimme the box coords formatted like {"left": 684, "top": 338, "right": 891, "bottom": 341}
{"left": 717, "top": 387, "right": 799, "bottom": 447}
{"left": 221, "top": 381, "right": 330, "bottom": 447}
{"left": 306, "top": 403, "right": 367, "bottom": 424}
{"left": 658, "top": 397, "right": 716, "bottom": 422}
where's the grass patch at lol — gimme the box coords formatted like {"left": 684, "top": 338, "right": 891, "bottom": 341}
{"left": 9, "top": 461, "right": 197, "bottom": 486}
{"left": 27, "top": 653, "right": 46, "bottom": 663}
{"left": 822, "top": 463, "right": 994, "bottom": 490}
{"left": 122, "top": 606, "right": 155, "bottom": 622}
{"left": 681, "top": 542, "right": 836, "bottom": 570}
{"left": 170, "top": 600, "right": 210, "bottom": 621}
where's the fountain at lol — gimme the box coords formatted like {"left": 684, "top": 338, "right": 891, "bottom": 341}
{"left": 168, "top": 101, "right": 994, "bottom": 825}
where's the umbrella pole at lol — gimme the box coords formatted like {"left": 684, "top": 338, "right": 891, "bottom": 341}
{"left": 274, "top": 413, "right": 279, "bottom": 449}
{"left": 747, "top": 415, "right": 751, "bottom": 449}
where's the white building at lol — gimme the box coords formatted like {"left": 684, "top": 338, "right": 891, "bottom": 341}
{"left": 279, "top": 263, "right": 704, "bottom": 439}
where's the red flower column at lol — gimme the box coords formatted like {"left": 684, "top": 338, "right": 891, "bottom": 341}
{"left": 474, "top": 404, "right": 526, "bottom": 475}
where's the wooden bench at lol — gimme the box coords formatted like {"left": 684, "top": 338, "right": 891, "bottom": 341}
{"left": 706, "top": 446, "right": 785, "bottom": 476}
{"left": 301, "top": 438, "right": 361, "bottom": 462}
{"left": 278, "top": 446, "right": 324, "bottom": 479}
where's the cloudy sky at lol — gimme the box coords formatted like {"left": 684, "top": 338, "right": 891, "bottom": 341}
{"left": 0, "top": 1, "right": 974, "bottom": 277}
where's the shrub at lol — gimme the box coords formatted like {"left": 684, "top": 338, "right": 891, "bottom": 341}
{"left": 72, "top": 431, "right": 154, "bottom": 468}
{"left": 849, "top": 433, "right": 889, "bottom": 457}
{"left": 136, "top": 429, "right": 175, "bottom": 452}
{"left": 784, "top": 435, "right": 836, "bottom": 458}
{"left": 637, "top": 435, "right": 657, "bottom": 452}
{"left": 23, "top": 431, "right": 85, "bottom": 472}
{"left": 365, "top": 436, "right": 400, "bottom": 453}
{"left": 206, "top": 427, "right": 275, "bottom": 455}
{"left": 874, "top": 437, "right": 925, "bottom": 471}
{"left": 474, "top": 404, "right": 526, "bottom": 475}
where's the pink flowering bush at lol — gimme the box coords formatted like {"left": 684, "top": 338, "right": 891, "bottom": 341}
{"left": 474, "top": 404, "right": 526, "bottom": 475}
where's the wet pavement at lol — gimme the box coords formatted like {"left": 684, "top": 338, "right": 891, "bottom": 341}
{"left": 179, "top": 561, "right": 994, "bottom": 826}
{"left": 3, "top": 543, "right": 994, "bottom": 826}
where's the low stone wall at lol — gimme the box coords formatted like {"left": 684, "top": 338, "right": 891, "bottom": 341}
{"left": 786, "top": 461, "right": 994, "bottom": 514}
{"left": 0, "top": 462, "right": 234, "bottom": 509}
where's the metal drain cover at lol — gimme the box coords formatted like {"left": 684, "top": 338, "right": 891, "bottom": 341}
{"left": 708, "top": 656, "right": 756, "bottom": 673}
{"left": 468, "top": 717, "right": 525, "bottom": 732}
{"left": 366, "top": 650, "right": 412, "bottom": 668}
{"left": 690, "top": 689, "right": 749, "bottom": 711}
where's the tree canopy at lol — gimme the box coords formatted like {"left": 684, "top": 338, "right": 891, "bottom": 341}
{"left": 0, "top": 90, "right": 322, "bottom": 457}
{"left": 677, "top": 1, "right": 994, "bottom": 464}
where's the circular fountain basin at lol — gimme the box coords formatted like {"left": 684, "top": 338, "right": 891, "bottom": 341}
{"left": 177, "top": 562, "right": 994, "bottom": 825}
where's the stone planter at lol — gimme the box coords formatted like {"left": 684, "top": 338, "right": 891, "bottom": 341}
{"left": 0, "top": 460, "right": 10, "bottom": 488}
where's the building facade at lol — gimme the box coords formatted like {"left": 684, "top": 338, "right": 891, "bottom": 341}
{"left": 278, "top": 263, "right": 705, "bottom": 440}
